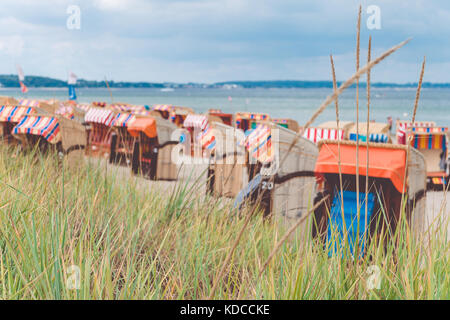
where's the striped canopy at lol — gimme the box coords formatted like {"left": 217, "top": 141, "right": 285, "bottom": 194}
{"left": 411, "top": 126, "right": 448, "bottom": 133}
{"left": 18, "top": 99, "right": 40, "bottom": 107}
{"left": 152, "top": 104, "right": 173, "bottom": 112}
{"left": 410, "top": 133, "right": 446, "bottom": 150}
{"left": 84, "top": 108, "right": 115, "bottom": 126}
{"left": 183, "top": 114, "right": 208, "bottom": 130}
{"left": 273, "top": 119, "right": 288, "bottom": 124}
{"left": 109, "top": 103, "right": 131, "bottom": 112}
{"left": 396, "top": 121, "right": 435, "bottom": 144}
{"left": 13, "top": 115, "right": 61, "bottom": 144}
{"left": 349, "top": 133, "right": 389, "bottom": 143}
{"left": 152, "top": 104, "right": 176, "bottom": 121}
{"left": 242, "top": 124, "right": 273, "bottom": 163}
{"left": 199, "top": 124, "right": 216, "bottom": 150}
{"left": 303, "top": 127, "right": 344, "bottom": 143}
{"left": 0, "top": 106, "right": 35, "bottom": 122}
{"left": 112, "top": 113, "right": 136, "bottom": 127}
{"left": 236, "top": 112, "right": 269, "bottom": 121}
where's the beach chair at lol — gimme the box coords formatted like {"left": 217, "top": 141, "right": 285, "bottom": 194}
{"left": 182, "top": 114, "right": 214, "bottom": 158}
{"left": 84, "top": 107, "right": 116, "bottom": 158}
{"left": 0, "top": 105, "right": 36, "bottom": 144}
{"left": 206, "top": 122, "right": 248, "bottom": 198}
{"left": 313, "top": 140, "right": 426, "bottom": 257}
{"left": 208, "top": 109, "right": 233, "bottom": 126}
{"left": 235, "top": 112, "right": 270, "bottom": 132}
{"left": 234, "top": 123, "right": 319, "bottom": 235}
{"left": 302, "top": 121, "right": 354, "bottom": 144}
{"left": 348, "top": 122, "right": 391, "bottom": 143}
{"left": 109, "top": 112, "right": 137, "bottom": 166}
{"left": 396, "top": 120, "right": 436, "bottom": 144}
{"left": 12, "top": 114, "right": 62, "bottom": 153}
{"left": 152, "top": 105, "right": 194, "bottom": 127}
{"left": 272, "top": 118, "right": 300, "bottom": 132}
{"left": 407, "top": 127, "right": 449, "bottom": 190}
{"left": 58, "top": 116, "right": 87, "bottom": 167}
{"left": 128, "top": 116, "right": 178, "bottom": 180}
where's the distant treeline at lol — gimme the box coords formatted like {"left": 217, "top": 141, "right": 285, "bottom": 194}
{"left": 215, "top": 80, "right": 450, "bottom": 89}
{"left": 1, "top": 75, "right": 449, "bottom": 89}
{"left": 0, "top": 75, "right": 164, "bottom": 88}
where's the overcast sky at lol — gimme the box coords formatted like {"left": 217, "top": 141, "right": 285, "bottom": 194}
{"left": 0, "top": 0, "right": 449, "bottom": 83}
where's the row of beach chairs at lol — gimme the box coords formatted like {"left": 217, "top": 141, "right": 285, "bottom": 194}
{"left": 0, "top": 96, "right": 447, "bottom": 256}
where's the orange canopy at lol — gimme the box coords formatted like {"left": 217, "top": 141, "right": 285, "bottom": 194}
{"left": 315, "top": 141, "right": 407, "bottom": 193}
{"left": 127, "top": 117, "right": 157, "bottom": 138}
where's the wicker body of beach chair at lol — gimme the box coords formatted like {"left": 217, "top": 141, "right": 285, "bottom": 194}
{"left": 234, "top": 123, "right": 319, "bottom": 237}
{"left": 109, "top": 112, "right": 137, "bottom": 166}
{"left": 84, "top": 107, "right": 115, "bottom": 158}
{"left": 128, "top": 116, "right": 178, "bottom": 180}
{"left": 0, "top": 105, "right": 36, "bottom": 144}
{"left": 206, "top": 122, "right": 248, "bottom": 198}
{"left": 313, "top": 141, "right": 426, "bottom": 257}
{"left": 406, "top": 126, "right": 449, "bottom": 190}
{"left": 58, "top": 116, "right": 87, "bottom": 167}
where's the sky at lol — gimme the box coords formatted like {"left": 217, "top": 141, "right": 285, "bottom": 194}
{"left": 0, "top": 0, "right": 449, "bottom": 83}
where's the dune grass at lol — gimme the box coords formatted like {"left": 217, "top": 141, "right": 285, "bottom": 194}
{"left": 0, "top": 144, "right": 448, "bottom": 300}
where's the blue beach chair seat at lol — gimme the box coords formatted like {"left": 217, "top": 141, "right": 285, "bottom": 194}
{"left": 327, "top": 191, "right": 375, "bottom": 257}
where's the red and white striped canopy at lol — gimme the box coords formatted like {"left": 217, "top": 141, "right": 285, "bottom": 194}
{"left": 152, "top": 104, "right": 173, "bottom": 112}
{"left": 242, "top": 124, "right": 273, "bottom": 163}
{"left": 13, "top": 115, "right": 61, "bottom": 144}
{"left": 84, "top": 108, "right": 115, "bottom": 126}
{"left": 112, "top": 113, "right": 136, "bottom": 127}
{"left": 183, "top": 114, "right": 208, "bottom": 130}
{"left": 0, "top": 106, "right": 35, "bottom": 122}
{"left": 109, "top": 104, "right": 131, "bottom": 112}
{"left": 303, "top": 127, "right": 344, "bottom": 143}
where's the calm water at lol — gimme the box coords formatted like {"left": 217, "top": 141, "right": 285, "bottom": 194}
{"left": 1, "top": 87, "right": 449, "bottom": 126}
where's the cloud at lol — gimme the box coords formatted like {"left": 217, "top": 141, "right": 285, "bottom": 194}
{"left": 0, "top": 35, "right": 25, "bottom": 57}
{"left": 93, "top": 0, "right": 133, "bottom": 11}
{"left": 0, "top": 0, "right": 448, "bottom": 82}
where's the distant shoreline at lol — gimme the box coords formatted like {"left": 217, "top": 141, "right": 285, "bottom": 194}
{"left": 1, "top": 75, "right": 450, "bottom": 89}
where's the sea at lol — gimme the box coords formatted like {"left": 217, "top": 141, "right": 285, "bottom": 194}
{"left": 1, "top": 87, "right": 449, "bottom": 127}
